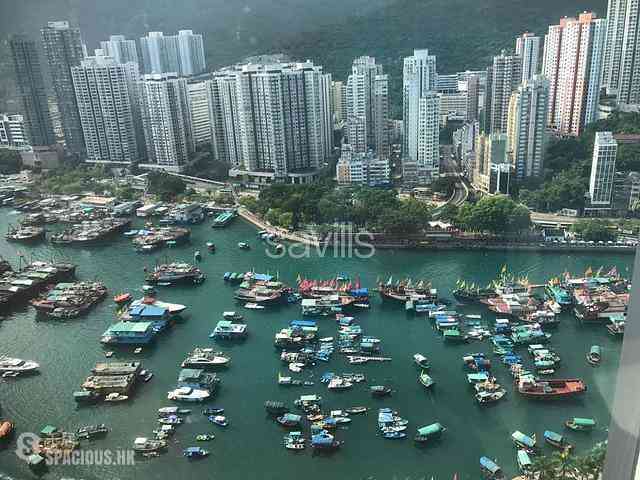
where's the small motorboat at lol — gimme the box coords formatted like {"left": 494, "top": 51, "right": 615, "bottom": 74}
{"left": 208, "top": 415, "right": 229, "bottom": 427}
{"left": 2, "top": 371, "right": 20, "bottom": 378}
{"left": 565, "top": 417, "right": 596, "bottom": 431}
{"left": 104, "top": 393, "right": 129, "bottom": 402}
{"left": 511, "top": 431, "right": 537, "bottom": 454}
{"left": 277, "top": 413, "right": 303, "bottom": 428}
{"left": 383, "top": 431, "right": 406, "bottom": 440}
{"left": 370, "top": 385, "right": 392, "bottom": 397}
{"left": 143, "top": 372, "right": 154, "bottom": 382}
{"left": 104, "top": 351, "right": 114, "bottom": 358}
{"left": 114, "top": 293, "right": 132, "bottom": 305}
{"left": 202, "top": 408, "right": 224, "bottom": 416}
{"left": 223, "top": 311, "right": 243, "bottom": 321}
{"left": 158, "top": 415, "right": 183, "bottom": 425}
{"left": 238, "top": 242, "right": 250, "bottom": 250}
{"left": 418, "top": 370, "right": 435, "bottom": 389}
{"left": 183, "top": 447, "right": 209, "bottom": 459}
{"left": 134, "top": 347, "right": 143, "bottom": 354}
{"left": 413, "top": 353, "right": 430, "bottom": 369}
{"left": 543, "top": 430, "right": 572, "bottom": 450}
{"left": 345, "top": 406, "right": 368, "bottom": 415}
{"left": 587, "top": 345, "right": 602, "bottom": 366}
{"left": 196, "top": 434, "right": 215, "bottom": 441}
{"left": 414, "top": 423, "right": 446, "bottom": 443}
{"left": 244, "top": 303, "right": 265, "bottom": 310}
{"left": 206, "top": 242, "right": 216, "bottom": 252}
{"left": 480, "top": 456, "right": 504, "bottom": 479}
{"left": 283, "top": 431, "right": 305, "bottom": 450}
{"left": 142, "top": 285, "right": 156, "bottom": 295}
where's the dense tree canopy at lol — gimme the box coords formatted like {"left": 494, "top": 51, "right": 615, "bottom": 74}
{"left": 244, "top": 183, "right": 434, "bottom": 234}
{"left": 571, "top": 219, "right": 615, "bottom": 242}
{"left": 518, "top": 112, "right": 640, "bottom": 213}
{"left": 455, "top": 195, "right": 531, "bottom": 234}
{"left": 147, "top": 172, "right": 187, "bottom": 201}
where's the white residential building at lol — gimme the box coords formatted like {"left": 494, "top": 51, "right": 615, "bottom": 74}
{"left": 403, "top": 49, "right": 437, "bottom": 160}
{"left": 602, "top": 0, "right": 631, "bottom": 95}
{"left": 188, "top": 81, "right": 212, "bottom": 146}
{"left": 507, "top": 75, "right": 549, "bottom": 179}
{"left": 71, "top": 54, "right": 143, "bottom": 164}
{"left": 603, "top": 0, "right": 640, "bottom": 105}
{"left": 100, "top": 35, "right": 138, "bottom": 64}
{"left": 208, "top": 61, "right": 332, "bottom": 184}
{"left": 139, "top": 73, "right": 194, "bottom": 171}
{"left": 139, "top": 30, "right": 205, "bottom": 76}
{"left": 0, "top": 114, "right": 27, "bottom": 148}
{"left": 542, "top": 12, "right": 606, "bottom": 136}
{"left": 415, "top": 92, "right": 441, "bottom": 183}
{"left": 346, "top": 56, "right": 389, "bottom": 159}
{"left": 336, "top": 144, "right": 390, "bottom": 185}
{"left": 484, "top": 51, "right": 522, "bottom": 134}
{"left": 515, "top": 32, "right": 541, "bottom": 83}
{"left": 589, "top": 131, "right": 618, "bottom": 205}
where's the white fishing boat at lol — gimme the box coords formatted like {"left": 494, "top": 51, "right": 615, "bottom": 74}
{"left": 244, "top": 303, "right": 265, "bottom": 310}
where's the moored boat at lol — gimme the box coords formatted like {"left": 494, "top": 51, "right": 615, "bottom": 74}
{"left": 511, "top": 430, "right": 537, "bottom": 454}
{"left": 543, "top": 430, "right": 572, "bottom": 450}
{"left": 413, "top": 353, "right": 430, "bottom": 369}
{"left": 565, "top": 417, "right": 596, "bottom": 431}
{"left": 183, "top": 447, "right": 209, "bottom": 459}
{"left": 414, "top": 422, "right": 445, "bottom": 443}
{"left": 587, "top": 345, "right": 602, "bottom": 366}
{"left": 480, "top": 456, "right": 504, "bottom": 479}
{"left": 418, "top": 370, "right": 435, "bottom": 389}
{"left": 370, "top": 385, "right": 392, "bottom": 397}
{"left": 517, "top": 377, "right": 587, "bottom": 400}
{"left": 517, "top": 449, "right": 533, "bottom": 475}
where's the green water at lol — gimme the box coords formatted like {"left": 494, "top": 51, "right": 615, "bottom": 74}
{"left": 0, "top": 211, "right": 633, "bottom": 480}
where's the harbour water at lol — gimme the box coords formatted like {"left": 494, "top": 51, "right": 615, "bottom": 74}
{"left": 0, "top": 210, "right": 632, "bottom": 480}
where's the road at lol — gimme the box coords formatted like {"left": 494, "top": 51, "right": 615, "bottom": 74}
{"left": 434, "top": 146, "right": 469, "bottom": 216}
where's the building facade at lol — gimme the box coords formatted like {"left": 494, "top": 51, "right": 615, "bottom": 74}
{"left": 71, "top": 55, "right": 143, "bottom": 165}
{"left": 542, "top": 12, "right": 606, "bottom": 136}
{"left": 403, "top": 49, "right": 437, "bottom": 161}
{"left": 484, "top": 51, "right": 522, "bottom": 134}
{"left": 187, "top": 81, "right": 212, "bottom": 147}
{"left": 9, "top": 35, "right": 56, "bottom": 147}
{"left": 613, "top": 0, "right": 640, "bottom": 105}
{"left": 589, "top": 131, "right": 618, "bottom": 205}
{"left": 41, "top": 21, "right": 86, "bottom": 155}
{"left": 473, "top": 132, "right": 509, "bottom": 194}
{"left": 331, "top": 80, "right": 346, "bottom": 127}
{"left": 139, "top": 73, "right": 194, "bottom": 171}
{"left": 336, "top": 144, "right": 390, "bottom": 186}
{"left": 139, "top": 30, "right": 206, "bottom": 76}
{"left": 346, "top": 56, "right": 389, "bottom": 159}
{"left": 100, "top": 35, "right": 139, "bottom": 65}
{"left": 0, "top": 114, "right": 27, "bottom": 148}
{"left": 506, "top": 75, "right": 549, "bottom": 179}
{"left": 208, "top": 61, "right": 332, "bottom": 184}
{"left": 515, "top": 32, "right": 541, "bottom": 83}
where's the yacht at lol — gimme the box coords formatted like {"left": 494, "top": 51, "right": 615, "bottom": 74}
{"left": 167, "top": 386, "right": 211, "bottom": 402}
{"left": 0, "top": 356, "right": 40, "bottom": 373}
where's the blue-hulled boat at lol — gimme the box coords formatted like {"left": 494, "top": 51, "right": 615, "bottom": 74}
{"left": 479, "top": 456, "right": 504, "bottom": 479}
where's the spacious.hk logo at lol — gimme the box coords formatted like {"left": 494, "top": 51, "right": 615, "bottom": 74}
{"left": 265, "top": 225, "right": 375, "bottom": 259}
{"left": 15, "top": 432, "right": 136, "bottom": 466}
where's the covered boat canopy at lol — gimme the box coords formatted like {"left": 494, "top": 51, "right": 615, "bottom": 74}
{"left": 417, "top": 423, "right": 444, "bottom": 437}
{"left": 517, "top": 449, "right": 533, "bottom": 467}
{"left": 480, "top": 456, "right": 501, "bottom": 474}
{"left": 589, "top": 345, "right": 602, "bottom": 357}
{"left": 467, "top": 372, "right": 490, "bottom": 383}
{"left": 544, "top": 430, "right": 563, "bottom": 443}
{"left": 571, "top": 417, "right": 596, "bottom": 427}
{"left": 281, "top": 413, "right": 302, "bottom": 423}
{"left": 512, "top": 430, "right": 535, "bottom": 448}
